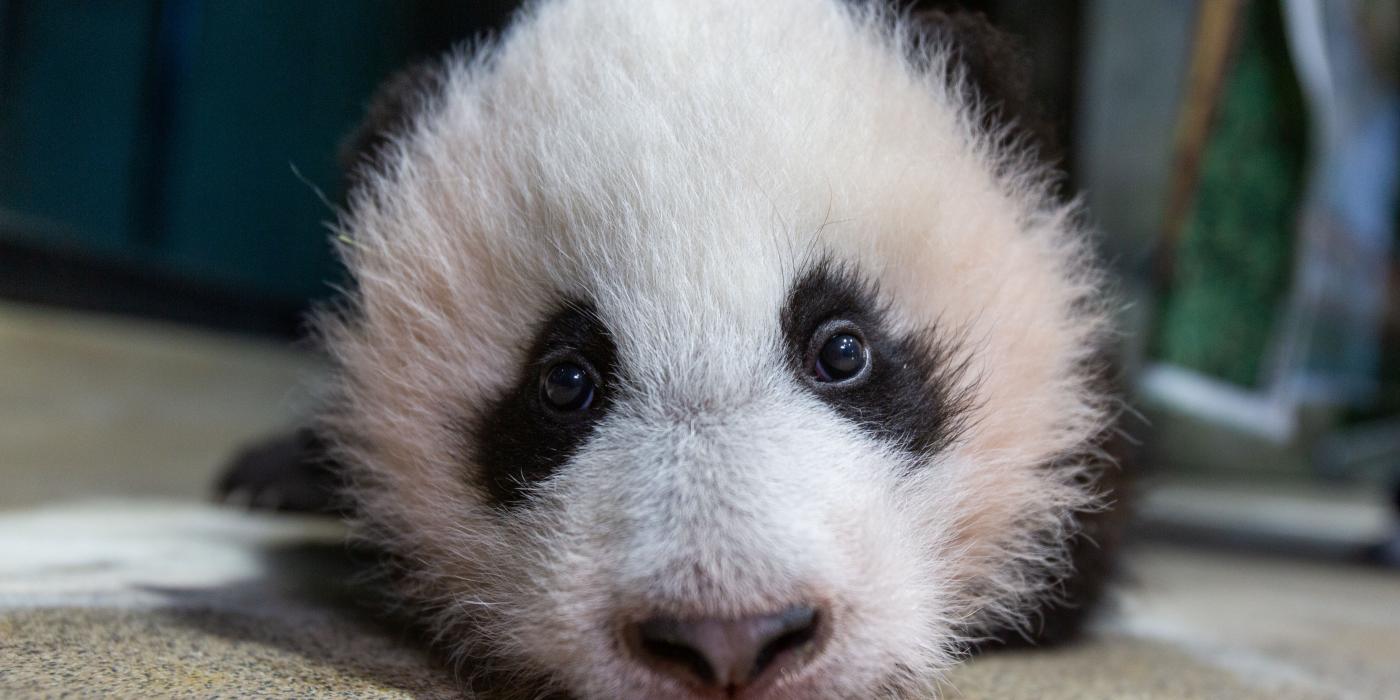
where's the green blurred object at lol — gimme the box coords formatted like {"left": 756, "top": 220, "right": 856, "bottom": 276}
{"left": 1154, "top": 0, "right": 1308, "bottom": 388}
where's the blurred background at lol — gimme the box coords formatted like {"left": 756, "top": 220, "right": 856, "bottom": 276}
{"left": 1, "top": 0, "right": 1398, "bottom": 694}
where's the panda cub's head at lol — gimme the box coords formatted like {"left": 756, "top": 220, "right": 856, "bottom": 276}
{"left": 321, "top": 0, "right": 1112, "bottom": 697}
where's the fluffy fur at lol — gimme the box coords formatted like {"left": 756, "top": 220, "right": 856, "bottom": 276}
{"left": 319, "top": 0, "right": 1113, "bottom": 696}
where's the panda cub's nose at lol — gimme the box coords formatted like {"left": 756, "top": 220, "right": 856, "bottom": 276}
{"left": 625, "top": 605, "right": 826, "bottom": 691}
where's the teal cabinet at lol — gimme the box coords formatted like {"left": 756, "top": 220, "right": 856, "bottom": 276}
{"left": 0, "top": 2, "right": 155, "bottom": 254}
{"left": 156, "top": 2, "right": 415, "bottom": 301}
{"left": 0, "top": 1, "right": 508, "bottom": 310}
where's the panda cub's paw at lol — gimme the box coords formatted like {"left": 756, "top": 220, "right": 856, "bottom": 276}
{"left": 215, "top": 428, "right": 347, "bottom": 516}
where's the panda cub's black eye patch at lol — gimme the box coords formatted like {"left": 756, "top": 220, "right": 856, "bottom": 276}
{"left": 472, "top": 301, "right": 617, "bottom": 508}
{"left": 781, "top": 260, "right": 972, "bottom": 458}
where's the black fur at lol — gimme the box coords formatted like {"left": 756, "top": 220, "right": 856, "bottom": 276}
{"left": 471, "top": 301, "right": 619, "bottom": 508}
{"left": 916, "top": 9, "right": 1063, "bottom": 166}
{"left": 780, "top": 260, "right": 975, "bottom": 459}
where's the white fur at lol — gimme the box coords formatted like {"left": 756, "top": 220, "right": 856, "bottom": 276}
{"left": 321, "top": 0, "right": 1111, "bottom": 697}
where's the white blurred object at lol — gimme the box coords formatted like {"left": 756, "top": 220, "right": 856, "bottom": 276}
{"left": 1275, "top": 0, "right": 1398, "bottom": 407}
{"left": 0, "top": 499, "right": 343, "bottom": 609}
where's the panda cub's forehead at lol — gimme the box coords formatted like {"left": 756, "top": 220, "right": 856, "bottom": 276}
{"left": 350, "top": 0, "right": 1019, "bottom": 305}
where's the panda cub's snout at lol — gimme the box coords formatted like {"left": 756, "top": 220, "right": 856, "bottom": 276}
{"left": 623, "top": 604, "right": 828, "bottom": 691}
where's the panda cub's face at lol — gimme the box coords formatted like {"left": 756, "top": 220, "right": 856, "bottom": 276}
{"left": 323, "top": 0, "right": 1108, "bottom": 698}
{"left": 460, "top": 262, "right": 973, "bottom": 697}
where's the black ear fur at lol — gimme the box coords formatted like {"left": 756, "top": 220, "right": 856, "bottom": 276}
{"left": 916, "top": 10, "right": 1061, "bottom": 164}
{"left": 339, "top": 58, "right": 449, "bottom": 191}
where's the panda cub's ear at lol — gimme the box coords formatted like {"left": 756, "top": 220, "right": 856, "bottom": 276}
{"left": 915, "top": 10, "right": 1060, "bottom": 164}
{"left": 339, "top": 57, "right": 449, "bottom": 191}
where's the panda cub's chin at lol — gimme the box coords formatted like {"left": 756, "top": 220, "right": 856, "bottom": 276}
{"left": 313, "top": 0, "right": 1119, "bottom": 697}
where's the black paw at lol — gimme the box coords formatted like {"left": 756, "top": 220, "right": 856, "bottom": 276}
{"left": 215, "top": 428, "right": 348, "bottom": 515}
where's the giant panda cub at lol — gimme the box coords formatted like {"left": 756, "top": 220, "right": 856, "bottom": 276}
{"left": 221, "top": 0, "right": 1124, "bottom": 697}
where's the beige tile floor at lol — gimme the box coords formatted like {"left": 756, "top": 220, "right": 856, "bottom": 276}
{"left": 2, "top": 301, "right": 1398, "bottom": 699}
{"left": 0, "top": 302, "right": 325, "bottom": 508}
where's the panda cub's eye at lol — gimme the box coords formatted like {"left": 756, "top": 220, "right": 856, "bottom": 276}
{"left": 813, "top": 328, "right": 869, "bottom": 383}
{"left": 541, "top": 362, "right": 595, "bottom": 412}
